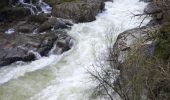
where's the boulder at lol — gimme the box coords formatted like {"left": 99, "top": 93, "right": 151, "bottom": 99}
{"left": 52, "top": 0, "right": 105, "bottom": 22}
{"left": 144, "top": 3, "right": 162, "bottom": 15}
{"left": 0, "top": 29, "right": 72, "bottom": 67}
{"left": 143, "top": 2, "right": 164, "bottom": 25}
{"left": 112, "top": 25, "right": 160, "bottom": 64}
{"left": 37, "top": 17, "right": 73, "bottom": 33}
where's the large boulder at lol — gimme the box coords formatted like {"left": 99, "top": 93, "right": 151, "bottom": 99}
{"left": 112, "top": 25, "right": 160, "bottom": 65}
{"left": 52, "top": 0, "right": 105, "bottom": 22}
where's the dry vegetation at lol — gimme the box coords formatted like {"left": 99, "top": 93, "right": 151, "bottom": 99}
{"left": 89, "top": 0, "right": 170, "bottom": 100}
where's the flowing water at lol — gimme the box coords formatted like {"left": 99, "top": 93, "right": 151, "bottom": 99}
{"left": 18, "top": 0, "right": 52, "bottom": 14}
{"left": 0, "top": 0, "right": 150, "bottom": 100}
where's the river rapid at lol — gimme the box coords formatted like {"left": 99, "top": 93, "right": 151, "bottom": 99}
{"left": 0, "top": 0, "right": 150, "bottom": 100}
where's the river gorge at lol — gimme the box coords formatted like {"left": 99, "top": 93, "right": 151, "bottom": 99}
{"left": 0, "top": 0, "right": 151, "bottom": 100}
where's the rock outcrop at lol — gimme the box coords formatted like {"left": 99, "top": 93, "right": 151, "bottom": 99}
{"left": 112, "top": 25, "right": 160, "bottom": 68}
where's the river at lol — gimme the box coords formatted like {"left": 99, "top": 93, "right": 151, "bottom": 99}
{"left": 0, "top": 0, "right": 150, "bottom": 100}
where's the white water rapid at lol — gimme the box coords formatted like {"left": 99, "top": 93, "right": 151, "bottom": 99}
{"left": 0, "top": 0, "right": 150, "bottom": 100}
{"left": 18, "top": 0, "right": 51, "bottom": 14}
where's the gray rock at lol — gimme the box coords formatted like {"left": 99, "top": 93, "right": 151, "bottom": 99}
{"left": 0, "top": 28, "right": 72, "bottom": 67}
{"left": 37, "top": 17, "right": 72, "bottom": 33}
{"left": 52, "top": 0, "right": 105, "bottom": 22}
{"left": 18, "top": 24, "right": 36, "bottom": 33}
{"left": 144, "top": 3, "right": 162, "bottom": 14}
{"left": 112, "top": 25, "right": 160, "bottom": 64}
{"left": 27, "top": 14, "right": 48, "bottom": 24}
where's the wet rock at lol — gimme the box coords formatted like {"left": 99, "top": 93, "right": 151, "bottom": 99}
{"left": 140, "top": 0, "right": 152, "bottom": 2}
{"left": 37, "top": 17, "right": 72, "bottom": 33}
{"left": 37, "top": 21, "right": 52, "bottom": 33}
{"left": 147, "top": 19, "right": 160, "bottom": 26}
{"left": 0, "top": 29, "right": 72, "bottom": 67}
{"left": 57, "top": 39, "right": 71, "bottom": 52}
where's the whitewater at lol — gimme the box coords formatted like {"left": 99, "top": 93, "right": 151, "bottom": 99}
{"left": 0, "top": 0, "right": 150, "bottom": 100}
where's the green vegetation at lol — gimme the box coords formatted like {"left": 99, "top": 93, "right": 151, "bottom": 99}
{"left": 155, "top": 22, "right": 170, "bottom": 60}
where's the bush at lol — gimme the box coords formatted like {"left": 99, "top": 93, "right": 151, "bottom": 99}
{"left": 155, "top": 22, "right": 170, "bottom": 60}
{"left": 90, "top": 37, "right": 170, "bottom": 100}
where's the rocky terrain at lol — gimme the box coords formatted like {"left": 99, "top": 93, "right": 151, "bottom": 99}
{"left": 108, "top": 0, "right": 170, "bottom": 99}
{"left": 0, "top": 0, "right": 111, "bottom": 66}
{"left": 0, "top": 0, "right": 169, "bottom": 99}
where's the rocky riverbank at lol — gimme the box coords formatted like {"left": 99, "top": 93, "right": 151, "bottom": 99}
{"left": 0, "top": 0, "right": 112, "bottom": 67}
{"left": 110, "top": 0, "right": 170, "bottom": 99}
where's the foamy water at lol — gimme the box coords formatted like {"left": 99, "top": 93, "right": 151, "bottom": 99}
{"left": 0, "top": 0, "right": 150, "bottom": 100}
